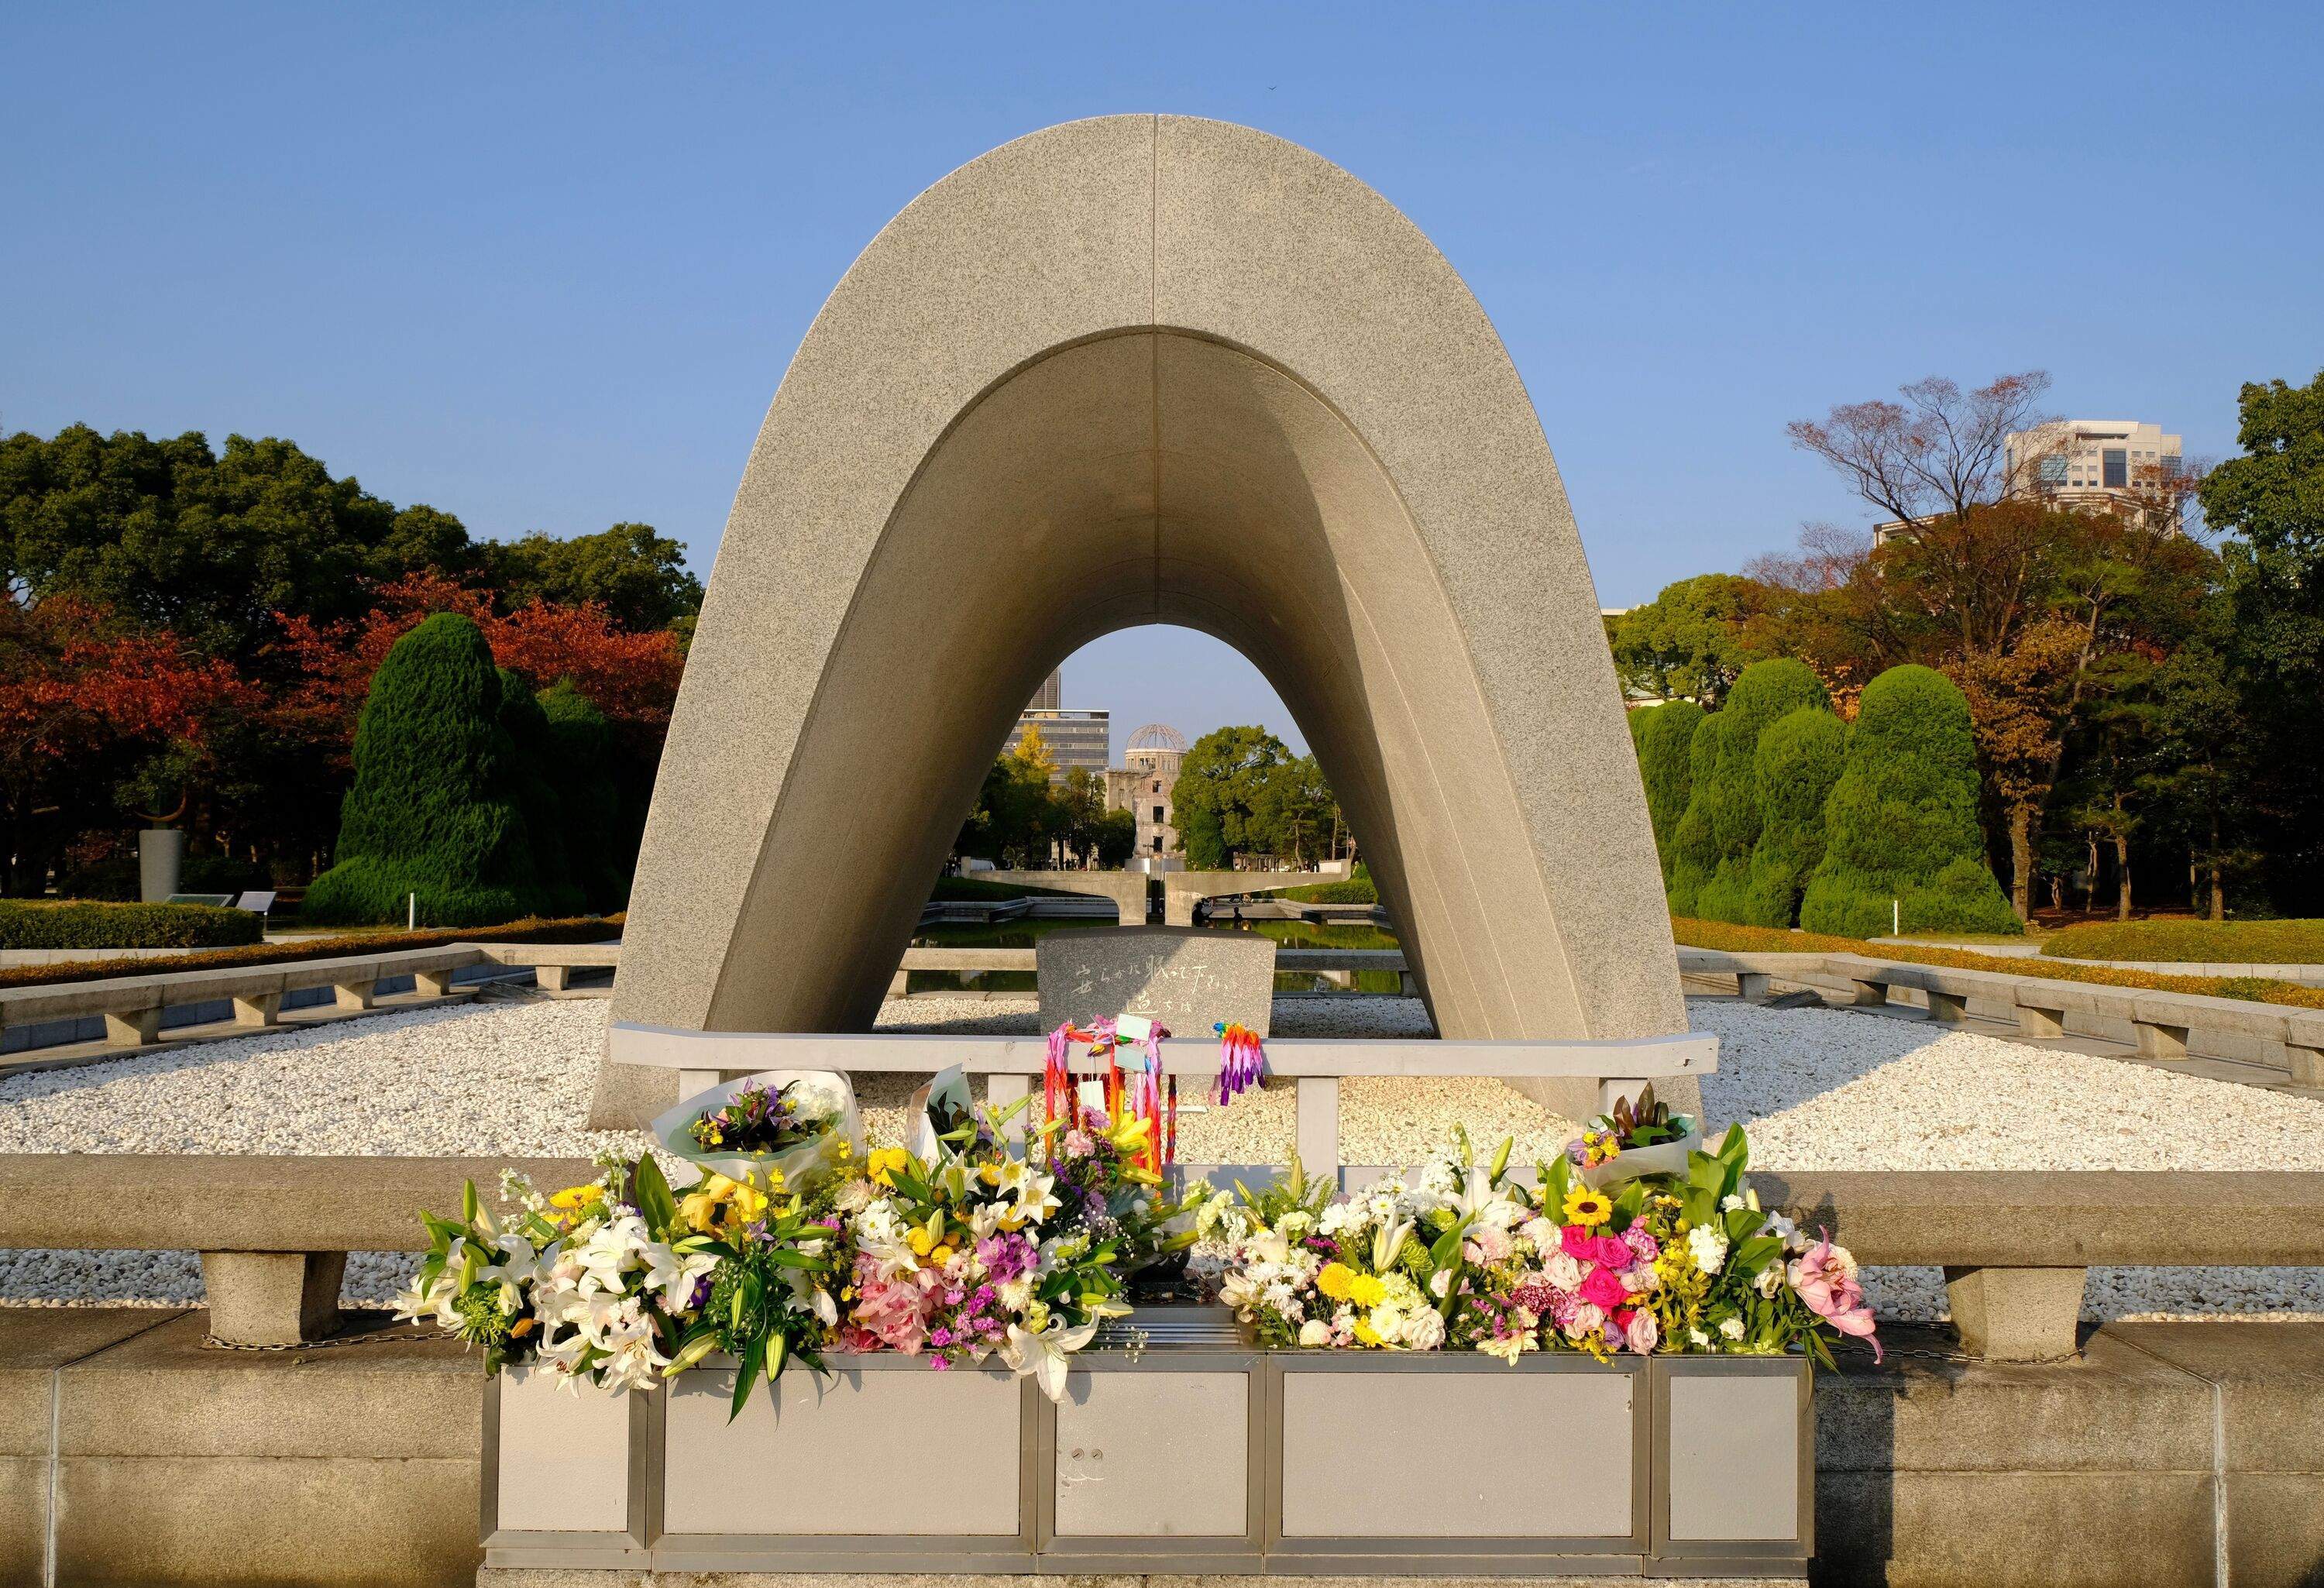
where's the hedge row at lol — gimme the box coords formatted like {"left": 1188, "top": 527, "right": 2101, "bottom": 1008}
{"left": 0, "top": 901, "right": 263, "bottom": 951}
{"left": 1671, "top": 916, "right": 2324, "bottom": 1012}
{"left": 0, "top": 913, "right": 623, "bottom": 989}
{"left": 1281, "top": 867, "right": 1377, "bottom": 905}
{"left": 2040, "top": 918, "right": 2324, "bottom": 964}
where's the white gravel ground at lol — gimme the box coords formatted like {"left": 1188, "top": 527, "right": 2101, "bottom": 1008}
{"left": 5, "top": 992, "right": 2322, "bottom": 1322}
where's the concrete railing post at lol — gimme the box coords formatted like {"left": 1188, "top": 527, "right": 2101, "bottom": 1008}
{"left": 888, "top": 969, "right": 909, "bottom": 1000}
{"left": 1294, "top": 1077, "right": 1339, "bottom": 1184}
{"left": 1848, "top": 977, "right": 1889, "bottom": 1008}
{"left": 535, "top": 965, "right": 570, "bottom": 993}
{"left": 1944, "top": 1265, "right": 2086, "bottom": 1361}
{"left": 1397, "top": 971, "right": 1418, "bottom": 997}
{"left": 198, "top": 1250, "right": 348, "bottom": 1346}
{"left": 333, "top": 979, "right": 376, "bottom": 1011}
{"left": 1927, "top": 989, "right": 1968, "bottom": 1024}
{"left": 102, "top": 1008, "right": 162, "bottom": 1047}
{"left": 231, "top": 992, "right": 281, "bottom": 1027}
{"left": 413, "top": 969, "right": 456, "bottom": 999}
{"left": 1735, "top": 971, "right": 1770, "bottom": 1002}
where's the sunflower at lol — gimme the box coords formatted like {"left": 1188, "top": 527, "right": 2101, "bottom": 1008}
{"left": 1562, "top": 1185, "right": 1614, "bottom": 1229}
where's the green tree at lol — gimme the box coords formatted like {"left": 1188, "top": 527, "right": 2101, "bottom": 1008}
{"left": 2203, "top": 370, "right": 2324, "bottom": 909}
{"left": 1743, "top": 705, "right": 1846, "bottom": 927}
{"left": 1253, "top": 752, "right": 1340, "bottom": 866}
{"left": 536, "top": 679, "right": 631, "bottom": 912}
{"left": 301, "top": 614, "right": 545, "bottom": 925}
{"left": 1173, "top": 727, "right": 1291, "bottom": 869}
{"left": 0, "top": 425, "right": 475, "bottom": 662}
{"left": 1604, "top": 573, "right": 1768, "bottom": 705}
{"left": 1800, "top": 665, "right": 2019, "bottom": 938}
{"left": 1094, "top": 807, "right": 1138, "bottom": 868}
{"left": 483, "top": 522, "right": 703, "bottom": 634}
{"left": 1629, "top": 701, "right": 1704, "bottom": 882}
{"left": 1669, "top": 658, "right": 1829, "bottom": 922}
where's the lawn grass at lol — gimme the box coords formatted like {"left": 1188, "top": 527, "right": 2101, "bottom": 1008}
{"left": 2037, "top": 918, "right": 2324, "bottom": 964}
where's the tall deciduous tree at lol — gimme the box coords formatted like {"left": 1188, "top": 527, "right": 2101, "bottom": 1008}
{"left": 1786, "top": 371, "right": 2052, "bottom": 529}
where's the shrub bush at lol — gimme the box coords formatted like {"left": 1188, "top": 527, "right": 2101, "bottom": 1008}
{"left": 302, "top": 613, "right": 546, "bottom": 927}
{"left": 538, "top": 679, "right": 631, "bottom": 913}
{"left": 497, "top": 669, "right": 586, "bottom": 920}
{"left": 0, "top": 913, "right": 621, "bottom": 988}
{"left": 0, "top": 900, "right": 261, "bottom": 950}
{"left": 2040, "top": 918, "right": 2324, "bottom": 964}
{"left": 1671, "top": 659, "right": 1829, "bottom": 923}
{"left": 1631, "top": 701, "right": 1704, "bottom": 882}
{"left": 1743, "top": 705, "right": 1846, "bottom": 927}
{"left": 1800, "top": 665, "right": 2020, "bottom": 938}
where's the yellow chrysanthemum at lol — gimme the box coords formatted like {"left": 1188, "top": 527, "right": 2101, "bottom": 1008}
{"left": 1316, "top": 1262, "right": 1355, "bottom": 1301}
{"left": 1349, "top": 1273, "right": 1388, "bottom": 1308}
{"left": 548, "top": 1184, "right": 603, "bottom": 1212}
{"left": 1563, "top": 1187, "right": 1614, "bottom": 1229}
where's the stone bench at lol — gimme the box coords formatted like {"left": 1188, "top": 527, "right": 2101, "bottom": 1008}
{"left": 0, "top": 1153, "right": 596, "bottom": 1346}
{"left": 1683, "top": 946, "right": 2324, "bottom": 1084}
{"left": 1752, "top": 1169, "right": 2324, "bottom": 1361}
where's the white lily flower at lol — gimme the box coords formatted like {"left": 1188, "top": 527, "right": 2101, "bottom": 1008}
{"left": 1001, "top": 1315, "right": 1102, "bottom": 1402}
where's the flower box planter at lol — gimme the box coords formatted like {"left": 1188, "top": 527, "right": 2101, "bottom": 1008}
{"left": 482, "top": 1314, "right": 1813, "bottom": 1577}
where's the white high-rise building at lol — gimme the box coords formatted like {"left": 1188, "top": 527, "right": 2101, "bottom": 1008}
{"left": 2006, "top": 418, "right": 2185, "bottom": 515}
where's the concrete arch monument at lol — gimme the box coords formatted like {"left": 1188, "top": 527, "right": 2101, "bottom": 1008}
{"left": 594, "top": 115, "right": 1683, "bottom": 1124}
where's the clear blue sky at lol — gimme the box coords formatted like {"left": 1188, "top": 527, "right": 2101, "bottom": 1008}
{"left": 6, "top": 3, "right": 2319, "bottom": 756}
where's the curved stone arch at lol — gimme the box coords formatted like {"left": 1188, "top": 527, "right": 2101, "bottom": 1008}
{"left": 595, "top": 115, "right": 1683, "bottom": 1123}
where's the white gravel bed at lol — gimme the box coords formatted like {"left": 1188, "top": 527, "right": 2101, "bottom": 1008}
{"left": 6, "top": 993, "right": 2322, "bottom": 1324}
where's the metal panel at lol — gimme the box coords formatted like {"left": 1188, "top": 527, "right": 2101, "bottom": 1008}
{"left": 1053, "top": 1368, "right": 1249, "bottom": 1538}
{"left": 493, "top": 1366, "right": 633, "bottom": 1533}
{"left": 664, "top": 1363, "right": 1022, "bottom": 1536}
{"left": 1650, "top": 1356, "right": 1813, "bottom": 1563}
{"left": 1276, "top": 1359, "right": 1638, "bottom": 1541}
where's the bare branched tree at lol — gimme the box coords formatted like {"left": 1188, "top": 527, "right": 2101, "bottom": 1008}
{"left": 1743, "top": 521, "right": 1873, "bottom": 593}
{"left": 1787, "top": 371, "right": 2054, "bottom": 527}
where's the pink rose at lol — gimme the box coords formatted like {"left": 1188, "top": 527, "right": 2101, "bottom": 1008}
{"left": 1624, "top": 1311, "right": 1660, "bottom": 1354}
{"left": 1578, "top": 1267, "right": 1628, "bottom": 1310}
{"left": 1561, "top": 1225, "right": 1598, "bottom": 1260}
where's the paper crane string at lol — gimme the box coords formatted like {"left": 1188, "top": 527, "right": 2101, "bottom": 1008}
{"left": 1212, "top": 1022, "right": 1267, "bottom": 1107}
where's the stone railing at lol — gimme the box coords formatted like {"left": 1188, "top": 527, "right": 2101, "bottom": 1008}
{"left": 6, "top": 1152, "right": 2321, "bottom": 1368}
{"left": 0, "top": 1153, "right": 596, "bottom": 1346}
{"left": 605, "top": 1022, "right": 1715, "bottom": 1180}
{"left": 1684, "top": 946, "right": 2324, "bottom": 1084}
{"left": 0, "top": 940, "right": 621, "bottom": 1067}
{"left": 894, "top": 944, "right": 1416, "bottom": 995}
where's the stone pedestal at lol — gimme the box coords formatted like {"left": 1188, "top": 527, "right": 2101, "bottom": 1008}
{"left": 138, "top": 827, "right": 184, "bottom": 902}
{"left": 1035, "top": 926, "right": 1275, "bottom": 1036}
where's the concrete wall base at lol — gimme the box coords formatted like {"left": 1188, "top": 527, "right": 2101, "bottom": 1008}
{"left": 5, "top": 1312, "right": 2323, "bottom": 1587}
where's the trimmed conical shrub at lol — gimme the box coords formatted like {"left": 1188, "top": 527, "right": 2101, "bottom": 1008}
{"left": 497, "top": 669, "right": 586, "bottom": 919}
{"left": 1675, "top": 659, "right": 1830, "bottom": 922}
{"left": 1743, "top": 705, "right": 1846, "bottom": 927}
{"left": 1631, "top": 701, "right": 1705, "bottom": 885}
{"left": 538, "top": 678, "right": 631, "bottom": 913}
{"left": 1800, "top": 664, "right": 2020, "bottom": 938}
{"left": 302, "top": 613, "right": 545, "bottom": 926}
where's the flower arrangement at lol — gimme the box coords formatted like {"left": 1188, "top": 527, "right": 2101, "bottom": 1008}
{"left": 651, "top": 1069, "right": 858, "bottom": 1191}
{"left": 402, "top": 1067, "right": 1205, "bottom": 1411}
{"left": 1195, "top": 1122, "right": 1878, "bottom": 1367}
{"left": 688, "top": 1078, "right": 834, "bottom": 1155}
{"left": 1568, "top": 1082, "right": 1700, "bottom": 1188}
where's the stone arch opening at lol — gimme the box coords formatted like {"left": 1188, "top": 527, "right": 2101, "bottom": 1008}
{"left": 595, "top": 115, "right": 1679, "bottom": 1124}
